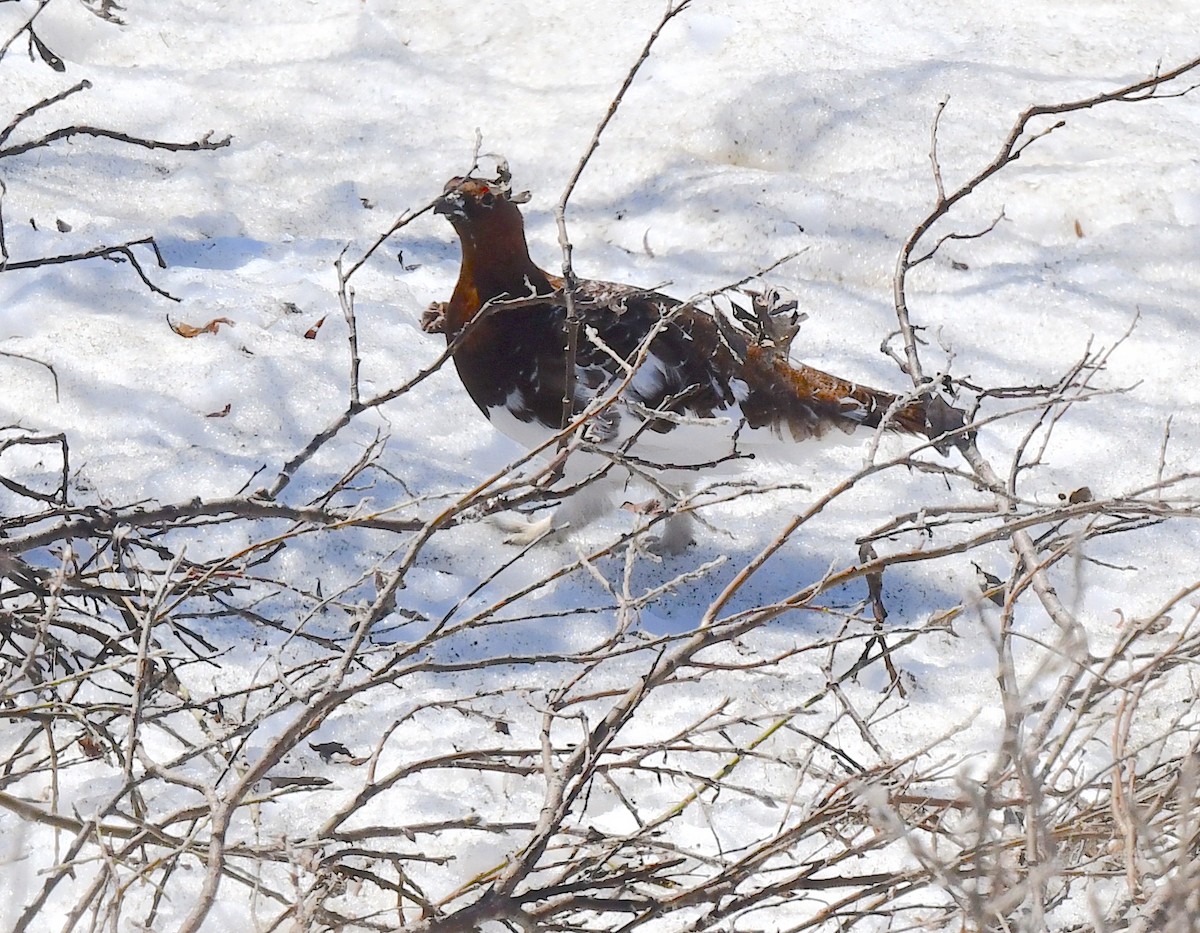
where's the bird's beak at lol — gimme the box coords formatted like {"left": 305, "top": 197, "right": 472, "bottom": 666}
{"left": 434, "top": 189, "right": 466, "bottom": 218}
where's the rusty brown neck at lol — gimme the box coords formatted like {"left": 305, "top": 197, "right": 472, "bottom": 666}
{"left": 446, "top": 209, "right": 554, "bottom": 333}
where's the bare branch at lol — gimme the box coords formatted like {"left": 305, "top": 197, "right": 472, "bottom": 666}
{"left": 0, "top": 79, "right": 92, "bottom": 149}
{"left": 894, "top": 54, "right": 1200, "bottom": 383}
{"left": 554, "top": 0, "right": 696, "bottom": 437}
{"left": 1, "top": 236, "right": 180, "bottom": 300}
{"left": 0, "top": 124, "right": 231, "bottom": 159}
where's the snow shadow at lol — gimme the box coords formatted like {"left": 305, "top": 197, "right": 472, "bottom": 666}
{"left": 157, "top": 234, "right": 267, "bottom": 270}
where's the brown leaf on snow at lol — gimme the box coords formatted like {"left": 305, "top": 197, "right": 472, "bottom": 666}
{"left": 310, "top": 741, "right": 353, "bottom": 763}
{"left": 168, "top": 316, "right": 235, "bottom": 337}
{"left": 79, "top": 734, "right": 103, "bottom": 759}
{"left": 206, "top": 404, "right": 232, "bottom": 418}
{"left": 304, "top": 315, "right": 327, "bottom": 339}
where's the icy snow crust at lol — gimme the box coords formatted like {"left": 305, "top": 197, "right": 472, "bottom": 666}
{"left": 1, "top": 1, "right": 1198, "bottom": 929}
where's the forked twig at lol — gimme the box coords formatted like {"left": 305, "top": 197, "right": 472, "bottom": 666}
{"left": 2, "top": 237, "right": 179, "bottom": 300}
{"left": 894, "top": 54, "right": 1200, "bottom": 383}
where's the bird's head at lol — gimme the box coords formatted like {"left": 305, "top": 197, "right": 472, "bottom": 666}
{"left": 435, "top": 167, "right": 538, "bottom": 275}
{"left": 435, "top": 169, "right": 531, "bottom": 232}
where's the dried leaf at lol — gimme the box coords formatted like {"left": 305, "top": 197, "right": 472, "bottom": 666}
{"left": 310, "top": 741, "right": 353, "bottom": 763}
{"left": 80, "top": 0, "right": 127, "bottom": 24}
{"left": 926, "top": 606, "right": 959, "bottom": 633}
{"left": 265, "top": 775, "right": 332, "bottom": 789}
{"left": 304, "top": 315, "right": 327, "bottom": 339}
{"left": 396, "top": 249, "right": 423, "bottom": 272}
{"left": 421, "top": 303, "right": 447, "bottom": 334}
{"left": 1074, "top": 219, "right": 1084, "bottom": 238}
{"left": 28, "top": 30, "right": 65, "bottom": 72}
{"left": 925, "top": 394, "right": 971, "bottom": 454}
{"left": 79, "top": 734, "right": 103, "bottom": 759}
{"left": 372, "top": 569, "right": 397, "bottom": 617}
{"left": 1123, "top": 610, "right": 1172, "bottom": 634}
{"left": 951, "top": 259, "right": 969, "bottom": 271}
{"left": 972, "top": 562, "right": 1005, "bottom": 607}
{"left": 205, "top": 403, "right": 232, "bottom": 419}
{"left": 168, "top": 316, "right": 235, "bottom": 338}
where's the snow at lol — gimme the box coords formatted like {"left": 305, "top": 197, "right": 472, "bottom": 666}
{"left": 2, "top": 0, "right": 1199, "bottom": 930}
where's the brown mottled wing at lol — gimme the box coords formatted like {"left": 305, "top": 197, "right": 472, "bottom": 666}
{"left": 567, "top": 277, "right": 928, "bottom": 440}
{"left": 737, "top": 344, "right": 927, "bottom": 440}
{"left": 569, "top": 280, "right": 745, "bottom": 425}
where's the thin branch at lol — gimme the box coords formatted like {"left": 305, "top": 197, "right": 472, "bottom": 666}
{"left": 335, "top": 247, "right": 362, "bottom": 407}
{"left": 0, "top": 79, "right": 92, "bottom": 149}
{"left": 554, "top": 0, "right": 696, "bottom": 436}
{"left": 929, "top": 95, "right": 949, "bottom": 205}
{"left": 0, "top": 349, "right": 59, "bottom": 400}
{"left": 0, "top": 125, "right": 231, "bottom": 159}
{"left": 1, "top": 237, "right": 179, "bottom": 300}
{"left": 893, "top": 53, "right": 1200, "bottom": 383}
{"left": 0, "top": 0, "right": 50, "bottom": 64}
{"left": 0, "top": 176, "right": 6, "bottom": 267}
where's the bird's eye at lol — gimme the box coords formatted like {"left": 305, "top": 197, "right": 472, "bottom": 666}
{"left": 480, "top": 190, "right": 495, "bottom": 207}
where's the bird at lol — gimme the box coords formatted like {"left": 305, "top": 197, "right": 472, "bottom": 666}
{"left": 430, "top": 169, "right": 952, "bottom": 553}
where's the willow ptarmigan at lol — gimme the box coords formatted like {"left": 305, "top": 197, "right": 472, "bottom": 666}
{"left": 431, "top": 171, "right": 945, "bottom": 552}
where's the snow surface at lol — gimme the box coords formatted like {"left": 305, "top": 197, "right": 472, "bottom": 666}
{"left": 1, "top": 0, "right": 1199, "bottom": 929}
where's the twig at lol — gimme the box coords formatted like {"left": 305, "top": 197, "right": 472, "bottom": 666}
{"left": 1, "top": 495, "right": 421, "bottom": 556}
{"left": 553, "top": 0, "right": 696, "bottom": 436}
{"left": 2, "top": 237, "right": 180, "bottom": 301}
{"left": 0, "top": 0, "right": 50, "bottom": 64}
{"left": 893, "top": 54, "right": 1200, "bottom": 383}
{"left": 1156, "top": 414, "right": 1173, "bottom": 500}
{"left": 0, "top": 176, "right": 7, "bottom": 267}
{"left": 0, "top": 125, "right": 231, "bottom": 159}
{"left": 929, "top": 95, "right": 949, "bottom": 205}
{"left": 0, "top": 349, "right": 59, "bottom": 400}
{"left": 334, "top": 248, "right": 362, "bottom": 406}
{"left": 0, "top": 79, "right": 92, "bottom": 149}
